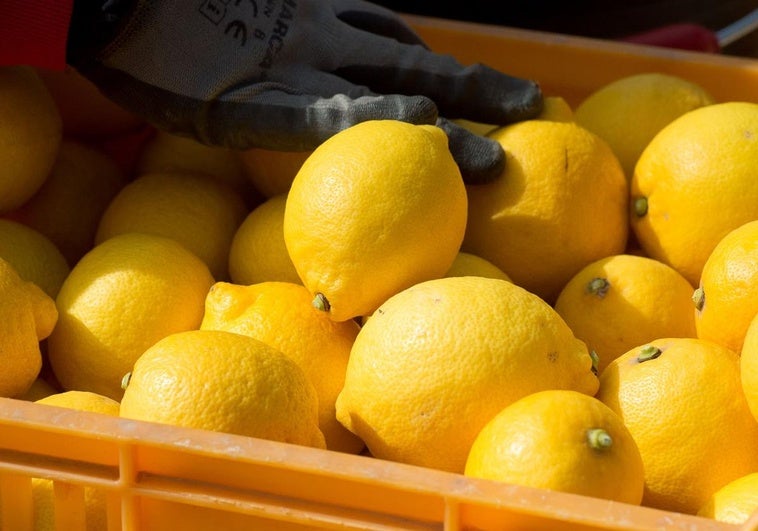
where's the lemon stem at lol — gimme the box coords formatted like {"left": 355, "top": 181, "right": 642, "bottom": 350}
{"left": 587, "top": 428, "right": 613, "bottom": 450}
{"left": 692, "top": 287, "right": 705, "bottom": 311}
{"left": 312, "top": 292, "right": 330, "bottom": 312}
{"left": 633, "top": 197, "right": 648, "bottom": 217}
{"left": 121, "top": 372, "right": 132, "bottom": 390}
{"left": 586, "top": 277, "right": 610, "bottom": 298}
{"left": 637, "top": 345, "right": 662, "bottom": 362}
{"left": 590, "top": 350, "right": 600, "bottom": 376}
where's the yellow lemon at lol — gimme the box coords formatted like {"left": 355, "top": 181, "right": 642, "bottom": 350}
{"left": 693, "top": 220, "right": 758, "bottom": 354}
{"left": 444, "top": 251, "right": 512, "bottom": 281}
{"left": 335, "top": 276, "right": 599, "bottom": 473}
{"left": 464, "top": 120, "right": 628, "bottom": 303}
{"left": 284, "top": 120, "right": 467, "bottom": 321}
{"left": 0, "top": 219, "right": 70, "bottom": 299}
{"left": 575, "top": 72, "right": 715, "bottom": 179}
{"left": 95, "top": 171, "right": 247, "bottom": 280}
{"left": 0, "top": 66, "right": 62, "bottom": 213}
{"left": 201, "top": 281, "right": 363, "bottom": 453}
{"left": 740, "top": 312, "right": 758, "bottom": 422}
{"left": 135, "top": 130, "right": 259, "bottom": 205}
{"left": 47, "top": 232, "right": 214, "bottom": 401}
{"left": 0, "top": 258, "right": 57, "bottom": 398}
{"left": 120, "top": 329, "right": 325, "bottom": 448}
{"left": 698, "top": 472, "right": 758, "bottom": 525}
{"left": 554, "top": 254, "right": 697, "bottom": 374}
{"left": 630, "top": 101, "right": 758, "bottom": 286}
{"left": 36, "top": 390, "right": 120, "bottom": 415}
{"left": 5, "top": 139, "right": 128, "bottom": 266}
{"left": 237, "top": 147, "right": 312, "bottom": 198}
{"left": 465, "top": 389, "right": 644, "bottom": 505}
{"left": 228, "top": 194, "right": 301, "bottom": 286}
{"left": 597, "top": 338, "right": 758, "bottom": 515}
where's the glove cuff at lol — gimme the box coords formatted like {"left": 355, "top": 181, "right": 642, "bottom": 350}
{"left": 66, "top": 0, "right": 138, "bottom": 67}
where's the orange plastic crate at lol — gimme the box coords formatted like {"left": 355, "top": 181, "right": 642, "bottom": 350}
{"left": 2, "top": 17, "right": 757, "bottom": 531}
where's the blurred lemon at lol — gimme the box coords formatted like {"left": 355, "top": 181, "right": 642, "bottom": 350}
{"left": 95, "top": 171, "right": 247, "bottom": 280}
{"left": 464, "top": 120, "right": 628, "bottom": 303}
{"left": 631, "top": 101, "right": 758, "bottom": 286}
{"left": 554, "top": 254, "right": 696, "bottom": 374}
{"left": 465, "top": 389, "right": 644, "bottom": 505}
{"left": 575, "top": 72, "right": 714, "bottom": 179}
{"left": 444, "top": 251, "right": 511, "bottom": 281}
{"left": 36, "top": 66, "right": 144, "bottom": 138}
{"left": 201, "top": 281, "right": 363, "bottom": 453}
{"left": 228, "top": 194, "right": 301, "bottom": 285}
{"left": 597, "top": 338, "right": 758, "bottom": 514}
{"left": 336, "top": 276, "right": 599, "bottom": 473}
{"left": 693, "top": 220, "right": 758, "bottom": 353}
{"left": 698, "top": 472, "right": 758, "bottom": 525}
{"left": 238, "top": 147, "right": 312, "bottom": 198}
{"left": 0, "top": 257, "right": 57, "bottom": 398}
{"left": 5, "top": 139, "right": 127, "bottom": 266}
{"left": 0, "top": 219, "right": 70, "bottom": 299}
{"left": 0, "top": 66, "right": 62, "bottom": 213}
{"left": 47, "top": 232, "right": 214, "bottom": 400}
{"left": 284, "top": 120, "right": 467, "bottom": 321}
{"left": 120, "top": 329, "right": 325, "bottom": 448}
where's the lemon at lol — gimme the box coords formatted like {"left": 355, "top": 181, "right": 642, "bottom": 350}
{"left": 698, "top": 472, "right": 758, "bottom": 525}
{"left": 284, "top": 120, "right": 467, "bottom": 321}
{"left": 465, "top": 389, "right": 644, "bottom": 505}
{"left": 201, "top": 281, "right": 363, "bottom": 453}
{"left": 740, "top": 312, "right": 758, "bottom": 422}
{"left": 6, "top": 139, "right": 127, "bottom": 266}
{"left": 444, "top": 251, "right": 512, "bottom": 281}
{"left": 464, "top": 120, "right": 628, "bottom": 303}
{"left": 335, "top": 276, "right": 598, "bottom": 473}
{"left": 238, "top": 147, "right": 312, "bottom": 198}
{"left": 36, "top": 390, "right": 120, "bottom": 415}
{"left": 95, "top": 171, "right": 248, "bottom": 280}
{"left": 0, "top": 66, "right": 62, "bottom": 213}
{"left": 37, "top": 66, "right": 144, "bottom": 138}
{"left": 597, "top": 338, "right": 758, "bottom": 514}
{"left": 631, "top": 101, "right": 758, "bottom": 286}
{"left": 0, "top": 219, "right": 70, "bottom": 299}
{"left": 575, "top": 73, "right": 715, "bottom": 179}
{"left": 554, "top": 254, "right": 697, "bottom": 374}
{"left": 120, "top": 329, "right": 325, "bottom": 448}
{"left": 0, "top": 257, "right": 57, "bottom": 398}
{"left": 135, "top": 130, "right": 259, "bottom": 205}
{"left": 693, "top": 220, "right": 758, "bottom": 354}
{"left": 47, "top": 232, "right": 214, "bottom": 400}
{"left": 228, "top": 194, "right": 301, "bottom": 286}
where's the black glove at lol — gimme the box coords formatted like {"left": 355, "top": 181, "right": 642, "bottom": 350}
{"left": 67, "top": 0, "right": 543, "bottom": 183}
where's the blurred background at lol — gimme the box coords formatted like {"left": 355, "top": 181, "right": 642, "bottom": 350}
{"left": 376, "top": 0, "right": 758, "bottom": 58}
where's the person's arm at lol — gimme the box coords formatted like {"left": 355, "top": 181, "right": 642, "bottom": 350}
{"left": 1, "top": 1, "right": 75, "bottom": 70}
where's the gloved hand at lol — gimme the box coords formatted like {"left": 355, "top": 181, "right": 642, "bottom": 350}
{"left": 67, "top": 0, "right": 543, "bottom": 183}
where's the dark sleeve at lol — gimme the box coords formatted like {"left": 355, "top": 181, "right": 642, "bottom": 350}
{"left": 0, "top": 0, "right": 75, "bottom": 70}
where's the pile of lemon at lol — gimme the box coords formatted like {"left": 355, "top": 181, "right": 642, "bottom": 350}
{"left": 1, "top": 64, "right": 758, "bottom": 528}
